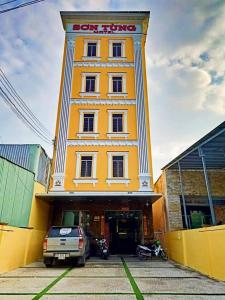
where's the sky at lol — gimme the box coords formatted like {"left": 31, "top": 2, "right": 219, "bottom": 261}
{"left": 0, "top": 0, "right": 224, "bottom": 181}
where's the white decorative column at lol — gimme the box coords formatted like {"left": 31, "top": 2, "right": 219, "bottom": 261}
{"left": 52, "top": 36, "right": 75, "bottom": 190}
{"left": 133, "top": 35, "right": 152, "bottom": 191}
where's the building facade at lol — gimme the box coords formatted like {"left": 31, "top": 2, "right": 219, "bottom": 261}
{"left": 48, "top": 11, "right": 159, "bottom": 253}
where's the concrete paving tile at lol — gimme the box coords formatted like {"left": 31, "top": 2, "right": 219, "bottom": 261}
{"left": 130, "top": 267, "right": 199, "bottom": 278}
{"left": 86, "top": 263, "right": 123, "bottom": 268}
{"left": 23, "top": 261, "right": 45, "bottom": 268}
{"left": 43, "top": 295, "right": 136, "bottom": 300}
{"left": 50, "top": 277, "right": 133, "bottom": 293}
{"left": 144, "top": 296, "right": 225, "bottom": 300}
{"left": 0, "top": 277, "right": 53, "bottom": 293}
{"left": 1, "top": 267, "right": 66, "bottom": 277}
{"left": 0, "top": 296, "right": 34, "bottom": 299}
{"left": 136, "top": 278, "right": 225, "bottom": 294}
{"left": 126, "top": 261, "right": 175, "bottom": 268}
{"left": 67, "top": 267, "right": 126, "bottom": 277}
{"left": 88, "top": 256, "right": 121, "bottom": 262}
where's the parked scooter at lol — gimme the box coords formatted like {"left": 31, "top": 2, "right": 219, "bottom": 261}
{"left": 136, "top": 240, "right": 168, "bottom": 261}
{"left": 96, "top": 238, "right": 110, "bottom": 260}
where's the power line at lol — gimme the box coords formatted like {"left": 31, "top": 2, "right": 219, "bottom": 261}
{"left": 0, "top": 0, "right": 44, "bottom": 14}
{"left": 0, "top": 0, "right": 19, "bottom": 7}
{"left": 0, "top": 87, "right": 52, "bottom": 144}
{"left": 0, "top": 76, "right": 53, "bottom": 145}
{"left": 0, "top": 69, "right": 52, "bottom": 139}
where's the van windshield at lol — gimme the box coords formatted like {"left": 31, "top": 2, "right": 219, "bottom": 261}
{"left": 48, "top": 227, "right": 80, "bottom": 237}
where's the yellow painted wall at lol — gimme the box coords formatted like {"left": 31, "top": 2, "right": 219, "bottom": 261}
{"left": 65, "top": 145, "right": 139, "bottom": 191}
{"left": 68, "top": 104, "right": 137, "bottom": 140}
{"left": 71, "top": 67, "right": 136, "bottom": 99}
{"left": 166, "top": 225, "right": 225, "bottom": 281}
{"left": 0, "top": 182, "right": 51, "bottom": 274}
{"left": 74, "top": 36, "right": 134, "bottom": 62}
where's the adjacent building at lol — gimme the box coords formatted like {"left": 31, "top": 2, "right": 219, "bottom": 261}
{"left": 39, "top": 11, "right": 160, "bottom": 253}
{"left": 153, "top": 121, "right": 225, "bottom": 233}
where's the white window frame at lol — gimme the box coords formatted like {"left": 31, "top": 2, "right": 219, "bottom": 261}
{"left": 80, "top": 73, "right": 100, "bottom": 97}
{"left": 108, "top": 73, "right": 127, "bottom": 97}
{"left": 73, "top": 152, "right": 98, "bottom": 186}
{"left": 107, "top": 109, "right": 128, "bottom": 139}
{"left": 78, "top": 110, "right": 99, "bottom": 139}
{"left": 106, "top": 152, "right": 130, "bottom": 186}
{"left": 83, "top": 39, "right": 101, "bottom": 60}
{"left": 108, "top": 40, "right": 126, "bottom": 60}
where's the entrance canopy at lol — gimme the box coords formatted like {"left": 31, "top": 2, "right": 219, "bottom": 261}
{"left": 36, "top": 191, "right": 161, "bottom": 203}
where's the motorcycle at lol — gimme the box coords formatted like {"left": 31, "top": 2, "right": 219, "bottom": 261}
{"left": 96, "top": 238, "right": 109, "bottom": 260}
{"left": 136, "top": 240, "right": 168, "bottom": 261}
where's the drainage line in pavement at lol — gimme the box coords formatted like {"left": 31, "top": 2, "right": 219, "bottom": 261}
{"left": 46, "top": 292, "right": 135, "bottom": 295}
{"left": 32, "top": 267, "right": 73, "bottom": 300}
{"left": 121, "top": 257, "right": 144, "bottom": 300}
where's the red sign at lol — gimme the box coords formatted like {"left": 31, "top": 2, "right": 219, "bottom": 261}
{"left": 72, "top": 24, "right": 136, "bottom": 34}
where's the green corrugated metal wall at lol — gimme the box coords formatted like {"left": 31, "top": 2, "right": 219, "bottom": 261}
{"left": 0, "top": 157, "right": 34, "bottom": 227}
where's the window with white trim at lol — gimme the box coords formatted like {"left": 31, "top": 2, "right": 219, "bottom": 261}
{"left": 112, "top": 156, "right": 124, "bottom": 177}
{"left": 78, "top": 110, "right": 99, "bottom": 138}
{"left": 109, "top": 40, "right": 126, "bottom": 60}
{"left": 112, "top": 77, "right": 122, "bottom": 93}
{"left": 86, "top": 76, "right": 95, "bottom": 92}
{"left": 106, "top": 152, "right": 130, "bottom": 186}
{"left": 80, "top": 156, "right": 92, "bottom": 177}
{"left": 107, "top": 110, "right": 128, "bottom": 138}
{"left": 74, "top": 152, "right": 98, "bottom": 186}
{"left": 112, "top": 114, "right": 123, "bottom": 132}
{"left": 108, "top": 73, "right": 127, "bottom": 97}
{"left": 81, "top": 73, "right": 100, "bottom": 97}
{"left": 83, "top": 113, "right": 94, "bottom": 132}
{"left": 83, "top": 40, "right": 100, "bottom": 60}
{"left": 87, "top": 43, "right": 97, "bottom": 57}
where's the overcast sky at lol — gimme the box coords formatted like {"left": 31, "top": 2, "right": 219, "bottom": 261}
{"left": 0, "top": 0, "right": 224, "bottom": 181}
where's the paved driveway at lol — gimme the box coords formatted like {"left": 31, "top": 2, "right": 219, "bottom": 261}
{"left": 0, "top": 256, "right": 225, "bottom": 299}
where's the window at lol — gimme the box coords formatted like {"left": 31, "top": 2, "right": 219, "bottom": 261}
{"left": 83, "top": 114, "right": 94, "bottom": 132}
{"left": 80, "top": 156, "right": 93, "bottom": 177}
{"left": 86, "top": 76, "right": 95, "bottom": 92}
{"left": 113, "top": 156, "right": 124, "bottom": 177}
{"left": 107, "top": 110, "right": 128, "bottom": 138}
{"left": 83, "top": 40, "right": 100, "bottom": 59}
{"left": 109, "top": 40, "right": 125, "bottom": 59}
{"left": 74, "top": 152, "right": 98, "bottom": 186}
{"left": 78, "top": 110, "right": 99, "bottom": 138}
{"left": 112, "top": 77, "right": 122, "bottom": 93}
{"left": 112, "top": 114, "right": 123, "bottom": 132}
{"left": 108, "top": 73, "right": 127, "bottom": 96}
{"left": 112, "top": 43, "right": 122, "bottom": 57}
{"left": 107, "top": 152, "right": 129, "bottom": 186}
{"left": 81, "top": 73, "right": 100, "bottom": 96}
{"left": 87, "top": 42, "right": 97, "bottom": 57}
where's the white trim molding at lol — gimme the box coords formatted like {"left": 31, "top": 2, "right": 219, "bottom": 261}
{"left": 109, "top": 40, "right": 126, "bottom": 59}
{"left": 52, "top": 173, "right": 65, "bottom": 191}
{"left": 67, "top": 140, "right": 138, "bottom": 146}
{"left": 83, "top": 39, "right": 101, "bottom": 59}
{"left": 73, "top": 178, "right": 98, "bottom": 187}
{"left": 80, "top": 72, "right": 100, "bottom": 97}
{"left": 78, "top": 109, "right": 99, "bottom": 138}
{"left": 75, "top": 151, "right": 98, "bottom": 186}
{"left": 139, "top": 173, "right": 152, "bottom": 192}
{"left": 74, "top": 62, "right": 133, "bottom": 68}
{"left": 106, "top": 179, "right": 130, "bottom": 186}
{"left": 71, "top": 99, "right": 136, "bottom": 105}
{"left": 107, "top": 151, "right": 129, "bottom": 185}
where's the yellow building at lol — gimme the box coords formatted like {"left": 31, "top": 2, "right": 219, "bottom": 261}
{"left": 47, "top": 11, "right": 159, "bottom": 253}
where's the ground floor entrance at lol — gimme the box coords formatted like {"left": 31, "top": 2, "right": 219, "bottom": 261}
{"left": 105, "top": 211, "right": 142, "bottom": 254}
{"left": 50, "top": 197, "right": 154, "bottom": 254}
